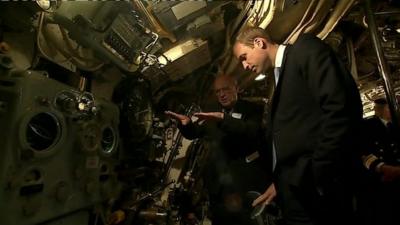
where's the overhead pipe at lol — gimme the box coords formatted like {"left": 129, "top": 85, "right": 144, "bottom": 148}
{"left": 364, "top": 0, "right": 400, "bottom": 127}
{"left": 374, "top": 10, "right": 400, "bottom": 16}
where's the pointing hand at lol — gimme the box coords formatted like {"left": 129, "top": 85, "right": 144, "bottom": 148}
{"left": 165, "top": 111, "right": 191, "bottom": 125}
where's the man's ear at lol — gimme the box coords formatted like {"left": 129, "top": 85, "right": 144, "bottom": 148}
{"left": 253, "top": 37, "right": 267, "bottom": 49}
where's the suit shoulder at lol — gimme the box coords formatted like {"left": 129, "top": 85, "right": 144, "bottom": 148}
{"left": 293, "top": 33, "right": 330, "bottom": 52}
{"left": 364, "top": 116, "right": 379, "bottom": 123}
{"left": 295, "top": 33, "right": 322, "bottom": 44}
{"left": 363, "top": 116, "right": 383, "bottom": 128}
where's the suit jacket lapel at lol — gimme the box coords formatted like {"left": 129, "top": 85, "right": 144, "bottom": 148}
{"left": 271, "top": 45, "right": 291, "bottom": 119}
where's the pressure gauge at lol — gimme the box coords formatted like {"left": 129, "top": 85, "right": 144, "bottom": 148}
{"left": 35, "top": 0, "right": 60, "bottom": 12}
{"left": 36, "top": 0, "right": 51, "bottom": 10}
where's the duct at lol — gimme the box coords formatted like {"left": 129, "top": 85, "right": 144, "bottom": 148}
{"left": 258, "top": 0, "right": 276, "bottom": 29}
{"left": 250, "top": 0, "right": 314, "bottom": 43}
{"left": 220, "top": 0, "right": 255, "bottom": 76}
{"left": 257, "top": 0, "right": 355, "bottom": 43}
{"left": 245, "top": 0, "right": 275, "bottom": 28}
{"left": 132, "top": 0, "right": 176, "bottom": 43}
{"left": 284, "top": 0, "right": 335, "bottom": 44}
{"left": 317, "top": 0, "right": 357, "bottom": 40}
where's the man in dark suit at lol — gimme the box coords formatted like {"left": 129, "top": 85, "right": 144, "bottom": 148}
{"left": 233, "top": 27, "right": 363, "bottom": 225}
{"left": 358, "top": 97, "right": 400, "bottom": 225}
{"left": 165, "top": 74, "right": 271, "bottom": 225}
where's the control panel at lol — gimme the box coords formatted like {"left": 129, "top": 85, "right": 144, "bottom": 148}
{"left": 103, "top": 14, "right": 153, "bottom": 64}
{"left": 0, "top": 69, "right": 120, "bottom": 225}
{"left": 51, "top": 2, "right": 157, "bottom": 72}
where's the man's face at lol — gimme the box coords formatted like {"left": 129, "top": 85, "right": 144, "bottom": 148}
{"left": 233, "top": 38, "right": 272, "bottom": 74}
{"left": 213, "top": 77, "right": 238, "bottom": 108}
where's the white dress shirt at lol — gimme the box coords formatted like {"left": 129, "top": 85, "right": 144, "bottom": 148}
{"left": 272, "top": 44, "right": 286, "bottom": 170}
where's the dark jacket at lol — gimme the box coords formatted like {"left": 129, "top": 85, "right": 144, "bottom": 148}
{"left": 357, "top": 117, "right": 400, "bottom": 225}
{"left": 270, "top": 34, "right": 363, "bottom": 189}
{"left": 179, "top": 99, "right": 270, "bottom": 195}
{"left": 268, "top": 34, "right": 363, "bottom": 225}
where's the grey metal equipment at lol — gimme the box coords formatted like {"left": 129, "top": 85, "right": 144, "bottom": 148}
{"left": 0, "top": 55, "right": 121, "bottom": 225}
{"left": 48, "top": 1, "right": 158, "bottom": 73}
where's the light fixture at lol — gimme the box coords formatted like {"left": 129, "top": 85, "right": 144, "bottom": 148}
{"left": 158, "top": 39, "right": 207, "bottom": 63}
{"left": 35, "top": 0, "right": 60, "bottom": 12}
{"left": 255, "top": 74, "right": 266, "bottom": 81}
{"left": 157, "top": 55, "right": 168, "bottom": 66}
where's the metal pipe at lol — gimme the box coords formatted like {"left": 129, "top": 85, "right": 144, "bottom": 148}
{"left": 374, "top": 11, "right": 400, "bottom": 16}
{"left": 78, "top": 76, "right": 87, "bottom": 92}
{"left": 132, "top": 0, "right": 176, "bottom": 42}
{"left": 364, "top": 0, "right": 400, "bottom": 127}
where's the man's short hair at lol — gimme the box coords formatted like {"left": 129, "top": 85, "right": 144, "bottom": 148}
{"left": 235, "top": 27, "right": 273, "bottom": 47}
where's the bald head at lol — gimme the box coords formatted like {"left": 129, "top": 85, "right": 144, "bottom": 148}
{"left": 213, "top": 75, "right": 239, "bottom": 109}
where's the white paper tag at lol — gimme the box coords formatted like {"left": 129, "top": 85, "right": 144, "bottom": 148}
{"left": 231, "top": 113, "right": 242, "bottom": 119}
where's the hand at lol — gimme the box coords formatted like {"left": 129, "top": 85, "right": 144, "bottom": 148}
{"left": 184, "top": 212, "right": 199, "bottom": 225}
{"left": 252, "top": 183, "right": 276, "bottom": 207}
{"left": 165, "top": 111, "right": 191, "bottom": 125}
{"left": 193, "top": 112, "right": 224, "bottom": 121}
{"left": 107, "top": 210, "right": 126, "bottom": 225}
{"left": 381, "top": 164, "right": 400, "bottom": 183}
{"left": 0, "top": 42, "right": 10, "bottom": 53}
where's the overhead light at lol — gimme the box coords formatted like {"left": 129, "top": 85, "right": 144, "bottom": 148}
{"left": 157, "top": 39, "right": 207, "bottom": 65}
{"left": 35, "top": 0, "right": 60, "bottom": 12}
{"left": 255, "top": 74, "right": 266, "bottom": 81}
{"left": 157, "top": 55, "right": 168, "bottom": 66}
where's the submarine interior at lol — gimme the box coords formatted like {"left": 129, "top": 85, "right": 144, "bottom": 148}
{"left": 0, "top": 1, "right": 399, "bottom": 225}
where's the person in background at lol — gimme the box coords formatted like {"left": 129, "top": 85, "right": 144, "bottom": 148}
{"left": 165, "top": 74, "right": 271, "bottom": 225}
{"left": 233, "top": 27, "right": 363, "bottom": 225}
{"left": 357, "top": 97, "right": 400, "bottom": 225}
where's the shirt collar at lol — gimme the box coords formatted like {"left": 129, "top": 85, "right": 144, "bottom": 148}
{"left": 275, "top": 44, "right": 286, "bottom": 68}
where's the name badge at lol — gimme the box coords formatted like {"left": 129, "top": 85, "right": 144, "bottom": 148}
{"left": 231, "top": 113, "right": 242, "bottom": 119}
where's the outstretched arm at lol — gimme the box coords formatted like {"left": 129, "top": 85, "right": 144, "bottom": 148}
{"left": 193, "top": 112, "right": 224, "bottom": 121}
{"left": 193, "top": 109, "right": 262, "bottom": 138}
{"left": 165, "top": 111, "right": 191, "bottom": 125}
{"left": 165, "top": 110, "right": 204, "bottom": 139}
